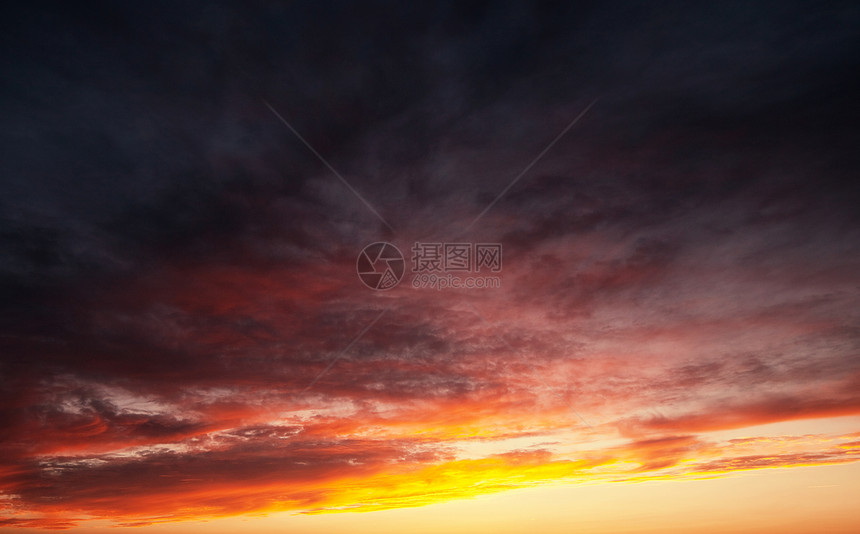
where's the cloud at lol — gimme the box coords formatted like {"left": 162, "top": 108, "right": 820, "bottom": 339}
{"left": 1, "top": 0, "right": 860, "bottom": 529}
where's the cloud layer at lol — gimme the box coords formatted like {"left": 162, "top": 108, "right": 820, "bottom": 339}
{"left": 1, "top": 1, "right": 859, "bottom": 529}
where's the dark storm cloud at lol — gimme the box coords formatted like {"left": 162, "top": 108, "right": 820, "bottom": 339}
{"left": 3, "top": 1, "right": 859, "bottom": 283}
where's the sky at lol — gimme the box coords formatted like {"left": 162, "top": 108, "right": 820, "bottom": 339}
{"left": 1, "top": 1, "right": 860, "bottom": 532}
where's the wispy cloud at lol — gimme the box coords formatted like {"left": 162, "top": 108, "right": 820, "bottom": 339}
{"left": 2, "top": 1, "right": 859, "bottom": 530}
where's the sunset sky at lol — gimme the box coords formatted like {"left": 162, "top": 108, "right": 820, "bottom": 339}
{"left": 2, "top": 2, "right": 860, "bottom": 532}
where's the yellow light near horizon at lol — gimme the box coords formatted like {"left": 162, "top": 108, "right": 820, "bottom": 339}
{"left": 8, "top": 462, "right": 858, "bottom": 534}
